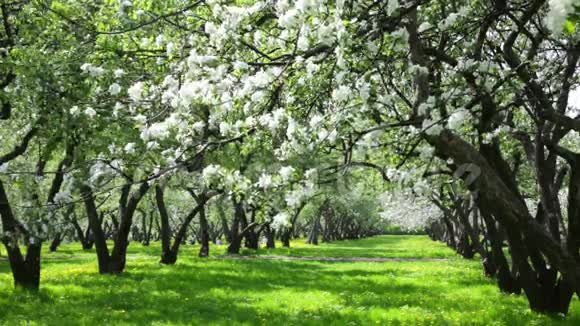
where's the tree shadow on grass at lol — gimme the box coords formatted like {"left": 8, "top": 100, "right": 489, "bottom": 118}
{"left": 3, "top": 257, "right": 577, "bottom": 325}
{"left": 2, "top": 239, "right": 580, "bottom": 325}
{"left": 2, "top": 259, "right": 431, "bottom": 325}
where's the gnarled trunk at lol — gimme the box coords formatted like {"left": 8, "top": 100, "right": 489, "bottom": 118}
{"left": 218, "top": 203, "right": 231, "bottom": 243}
{"left": 82, "top": 182, "right": 149, "bottom": 274}
{"left": 49, "top": 233, "right": 63, "bottom": 252}
{"left": 281, "top": 229, "right": 291, "bottom": 247}
{"left": 0, "top": 180, "right": 42, "bottom": 290}
{"left": 156, "top": 186, "right": 175, "bottom": 264}
{"left": 265, "top": 224, "right": 276, "bottom": 249}
{"left": 306, "top": 215, "right": 320, "bottom": 245}
{"left": 5, "top": 243, "right": 41, "bottom": 290}
{"left": 165, "top": 205, "right": 202, "bottom": 263}
{"left": 243, "top": 208, "right": 259, "bottom": 250}
{"left": 479, "top": 208, "right": 521, "bottom": 294}
{"left": 198, "top": 204, "right": 210, "bottom": 257}
{"left": 227, "top": 199, "right": 245, "bottom": 254}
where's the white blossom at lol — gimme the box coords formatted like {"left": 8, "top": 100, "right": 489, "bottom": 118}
{"left": 53, "top": 191, "right": 73, "bottom": 205}
{"left": 88, "top": 160, "right": 115, "bottom": 187}
{"left": 0, "top": 162, "right": 8, "bottom": 173}
{"left": 202, "top": 164, "right": 222, "bottom": 184}
{"left": 447, "top": 109, "right": 469, "bottom": 130}
{"left": 166, "top": 42, "right": 175, "bottom": 56}
{"left": 258, "top": 173, "right": 274, "bottom": 189}
{"left": 219, "top": 122, "right": 231, "bottom": 136}
{"left": 155, "top": 34, "right": 165, "bottom": 46}
{"left": 279, "top": 166, "right": 295, "bottom": 182}
{"left": 128, "top": 82, "right": 144, "bottom": 101}
{"left": 271, "top": 212, "right": 290, "bottom": 231}
{"left": 233, "top": 61, "right": 249, "bottom": 70}
{"left": 418, "top": 22, "right": 432, "bottom": 32}
{"left": 422, "top": 119, "right": 443, "bottom": 136}
{"left": 133, "top": 114, "right": 147, "bottom": 125}
{"left": 545, "top": 0, "right": 575, "bottom": 33}
{"left": 70, "top": 106, "right": 80, "bottom": 116}
{"left": 124, "top": 143, "right": 136, "bottom": 154}
{"left": 440, "top": 13, "right": 460, "bottom": 29}
{"left": 379, "top": 191, "right": 439, "bottom": 231}
{"left": 84, "top": 107, "right": 97, "bottom": 118}
{"left": 192, "top": 121, "right": 206, "bottom": 134}
{"left": 305, "top": 168, "right": 317, "bottom": 180}
{"left": 119, "top": 0, "right": 132, "bottom": 13}
{"left": 318, "top": 128, "right": 329, "bottom": 141}
{"left": 387, "top": 0, "right": 399, "bottom": 15}
{"left": 332, "top": 85, "right": 352, "bottom": 103}
{"left": 80, "top": 63, "right": 105, "bottom": 77}
{"left": 109, "top": 83, "right": 122, "bottom": 95}
{"left": 114, "top": 69, "right": 125, "bottom": 78}
{"left": 418, "top": 145, "right": 435, "bottom": 158}
{"left": 278, "top": 9, "right": 300, "bottom": 28}
{"left": 141, "top": 121, "right": 172, "bottom": 141}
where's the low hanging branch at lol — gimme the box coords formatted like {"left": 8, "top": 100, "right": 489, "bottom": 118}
{"left": 0, "top": 127, "right": 38, "bottom": 165}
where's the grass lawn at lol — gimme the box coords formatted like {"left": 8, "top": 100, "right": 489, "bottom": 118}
{"left": 1, "top": 235, "right": 579, "bottom": 325}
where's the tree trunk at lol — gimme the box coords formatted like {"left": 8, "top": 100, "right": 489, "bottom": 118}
{"left": 227, "top": 200, "right": 245, "bottom": 254}
{"left": 566, "top": 160, "right": 580, "bottom": 262}
{"left": 281, "top": 201, "right": 308, "bottom": 247}
{"left": 109, "top": 182, "right": 150, "bottom": 273}
{"left": 441, "top": 214, "right": 457, "bottom": 249}
{"left": 243, "top": 208, "right": 259, "bottom": 250}
{"left": 0, "top": 180, "right": 42, "bottom": 290}
{"left": 428, "top": 130, "right": 579, "bottom": 308}
{"left": 198, "top": 204, "right": 210, "bottom": 257}
{"left": 479, "top": 207, "right": 521, "bottom": 294}
{"left": 281, "top": 228, "right": 291, "bottom": 247}
{"left": 168, "top": 204, "right": 203, "bottom": 262}
{"left": 156, "top": 186, "right": 176, "bottom": 264}
{"left": 0, "top": 143, "right": 75, "bottom": 289}
{"left": 5, "top": 243, "right": 42, "bottom": 290}
{"left": 140, "top": 210, "right": 150, "bottom": 246}
{"left": 461, "top": 208, "right": 495, "bottom": 277}
{"left": 306, "top": 215, "right": 320, "bottom": 245}
{"left": 265, "top": 225, "right": 276, "bottom": 249}
{"left": 82, "top": 185, "right": 111, "bottom": 273}
{"left": 70, "top": 215, "right": 94, "bottom": 250}
{"left": 49, "top": 233, "right": 63, "bottom": 252}
{"left": 218, "top": 203, "right": 231, "bottom": 243}
{"left": 83, "top": 228, "right": 95, "bottom": 250}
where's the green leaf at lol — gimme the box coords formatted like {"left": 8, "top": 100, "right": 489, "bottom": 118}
{"left": 564, "top": 19, "right": 576, "bottom": 34}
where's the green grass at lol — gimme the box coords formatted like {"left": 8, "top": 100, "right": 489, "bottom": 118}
{"left": 254, "top": 235, "right": 458, "bottom": 258}
{"left": 1, "top": 235, "right": 579, "bottom": 325}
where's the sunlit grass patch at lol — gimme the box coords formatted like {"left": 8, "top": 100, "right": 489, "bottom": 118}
{"left": 1, "top": 236, "right": 579, "bottom": 325}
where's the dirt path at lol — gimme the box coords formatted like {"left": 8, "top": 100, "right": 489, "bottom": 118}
{"left": 214, "top": 255, "right": 450, "bottom": 262}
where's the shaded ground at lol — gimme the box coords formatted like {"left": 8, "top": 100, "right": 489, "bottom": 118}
{"left": 0, "top": 235, "right": 578, "bottom": 325}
